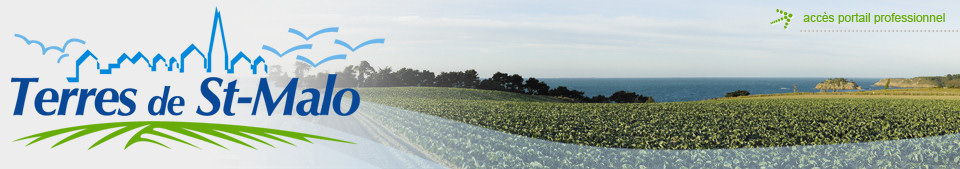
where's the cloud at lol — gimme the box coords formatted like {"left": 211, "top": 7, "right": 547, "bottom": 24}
{"left": 4, "top": 0, "right": 957, "bottom": 78}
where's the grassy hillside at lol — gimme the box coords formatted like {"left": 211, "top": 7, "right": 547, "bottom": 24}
{"left": 359, "top": 87, "right": 960, "bottom": 149}
{"left": 875, "top": 75, "right": 960, "bottom": 88}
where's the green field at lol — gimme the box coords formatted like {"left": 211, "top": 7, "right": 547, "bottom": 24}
{"left": 359, "top": 87, "right": 960, "bottom": 149}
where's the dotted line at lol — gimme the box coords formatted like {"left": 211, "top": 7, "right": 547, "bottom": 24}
{"left": 800, "top": 29, "right": 960, "bottom": 32}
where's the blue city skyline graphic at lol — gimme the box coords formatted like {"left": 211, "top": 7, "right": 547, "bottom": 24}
{"left": 13, "top": 8, "right": 384, "bottom": 83}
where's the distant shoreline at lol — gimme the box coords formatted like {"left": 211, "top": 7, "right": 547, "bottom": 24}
{"left": 539, "top": 78, "right": 895, "bottom": 102}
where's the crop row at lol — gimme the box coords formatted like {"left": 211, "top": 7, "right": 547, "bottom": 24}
{"left": 329, "top": 99, "right": 960, "bottom": 168}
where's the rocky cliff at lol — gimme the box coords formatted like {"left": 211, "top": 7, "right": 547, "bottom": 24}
{"left": 815, "top": 78, "right": 862, "bottom": 91}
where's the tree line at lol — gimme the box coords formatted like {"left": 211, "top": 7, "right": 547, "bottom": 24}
{"left": 269, "top": 61, "right": 653, "bottom": 103}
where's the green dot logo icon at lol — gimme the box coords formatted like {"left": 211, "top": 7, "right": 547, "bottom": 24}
{"left": 771, "top": 9, "right": 793, "bottom": 29}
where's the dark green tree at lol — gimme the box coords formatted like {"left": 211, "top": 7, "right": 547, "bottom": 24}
{"left": 354, "top": 61, "right": 376, "bottom": 87}
{"left": 884, "top": 79, "right": 890, "bottom": 90}
{"left": 370, "top": 67, "right": 396, "bottom": 87}
{"left": 588, "top": 95, "right": 609, "bottom": 103}
{"left": 461, "top": 69, "right": 480, "bottom": 88}
{"left": 395, "top": 68, "right": 421, "bottom": 86}
{"left": 417, "top": 70, "right": 436, "bottom": 86}
{"left": 548, "top": 86, "right": 586, "bottom": 100}
{"left": 479, "top": 72, "right": 509, "bottom": 91}
{"left": 523, "top": 77, "right": 550, "bottom": 95}
{"left": 609, "top": 91, "right": 641, "bottom": 103}
{"left": 334, "top": 65, "right": 358, "bottom": 87}
{"left": 506, "top": 74, "right": 525, "bottom": 93}
{"left": 725, "top": 90, "right": 750, "bottom": 97}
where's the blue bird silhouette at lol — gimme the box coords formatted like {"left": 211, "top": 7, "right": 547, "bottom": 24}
{"left": 297, "top": 54, "right": 347, "bottom": 68}
{"left": 262, "top": 44, "right": 312, "bottom": 58}
{"left": 288, "top": 27, "right": 339, "bottom": 41}
{"left": 57, "top": 54, "right": 70, "bottom": 63}
{"left": 14, "top": 34, "right": 86, "bottom": 55}
{"left": 334, "top": 39, "right": 385, "bottom": 52}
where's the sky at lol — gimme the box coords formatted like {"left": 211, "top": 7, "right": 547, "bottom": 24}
{"left": 2, "top": 0, "right": 958, "bottom": 78}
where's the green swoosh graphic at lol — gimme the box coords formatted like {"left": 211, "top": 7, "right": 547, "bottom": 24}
{"left": 14, "top": 121, "right": 354, "bottom": 150}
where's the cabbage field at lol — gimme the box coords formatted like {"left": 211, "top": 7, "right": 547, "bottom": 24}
{"left": 359, "top": 87, "right": 960, "bottom": 149}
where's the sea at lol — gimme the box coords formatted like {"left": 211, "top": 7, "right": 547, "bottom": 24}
{"left": 539, "top": 78, "right": 897, "bottom": 102}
